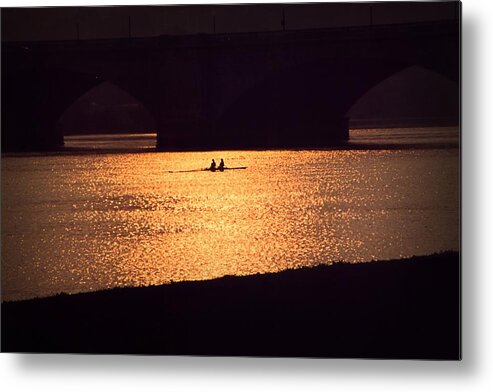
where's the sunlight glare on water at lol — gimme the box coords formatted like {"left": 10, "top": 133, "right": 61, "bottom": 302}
{"left": 2, "top": 147, "right": 459, "bottom": 300}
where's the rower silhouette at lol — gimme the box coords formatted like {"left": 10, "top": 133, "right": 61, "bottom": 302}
{"left": 218, "top": 159, "right": 225, "bottom": 171}
{"left": 209, "top": 159, "right": 216, "bottom": 171}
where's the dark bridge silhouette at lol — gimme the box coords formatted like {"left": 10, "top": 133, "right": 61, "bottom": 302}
{"left": 2, "top": 20, "right": 459, "bottom": 151}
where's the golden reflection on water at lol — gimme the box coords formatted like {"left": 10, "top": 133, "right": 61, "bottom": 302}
{"left": 1, "top": 149, "right": 459, "bottom": 300}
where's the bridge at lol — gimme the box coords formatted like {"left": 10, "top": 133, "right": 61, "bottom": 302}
{"left": 2, "top": 17, "right": 459, "bottom": 151}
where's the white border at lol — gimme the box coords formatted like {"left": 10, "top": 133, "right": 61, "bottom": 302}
{"left": 1, "top": 0, "right": 492, "bottom": 391}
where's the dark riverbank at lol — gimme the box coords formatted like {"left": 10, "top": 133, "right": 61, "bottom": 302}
{"left": 1, "top": 252, "right": 460, "bottom": 359}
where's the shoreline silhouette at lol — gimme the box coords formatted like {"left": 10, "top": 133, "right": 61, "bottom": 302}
{"left": 2, "top": 252, "right": 460, "bottom": 359}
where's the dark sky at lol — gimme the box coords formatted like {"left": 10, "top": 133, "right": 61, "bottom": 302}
{"left": 2, "top": 2, "right": 458, "bottom": 41}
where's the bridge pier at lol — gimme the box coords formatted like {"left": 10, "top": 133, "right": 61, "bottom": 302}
{"left": 282, "top": 116, "right": 349, "bottom": 148}
{"left": 2, "top": 120, "right": 64, "bottom": 152}
{"left": 156, "top": 114, "right": 349, "bottom": 151}
{"left": 2, "top": 66, "right": 68, "bottom": 152}
{"left": 2, "top": 88, "right": 65, "bottom": 152}
{"left": 157, "top": 117, "right": 220, "bottom": 151}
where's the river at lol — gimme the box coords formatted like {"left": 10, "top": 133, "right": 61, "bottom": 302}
{"left": 1, "top": 127, "right": 459, "bottom": 300}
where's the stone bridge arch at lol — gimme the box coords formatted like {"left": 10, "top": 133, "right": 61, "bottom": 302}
{"left": 59, "top": 79, "right": 158, "bottom": 136}
{"left": 2, "top": 63, "right": 160, "bottom": 150}
{"left": 347, "top": 64, "right": 459, "bottom": 127}
{"left": 2, "top": 66, "right": 101, "bottom": 150}
{"left": 214, "top": 50, "right": 459, "bottom": 149}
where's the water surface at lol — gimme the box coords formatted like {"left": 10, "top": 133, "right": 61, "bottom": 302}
{"left": 2, "top": 128, "right": 459, "bottom": 300}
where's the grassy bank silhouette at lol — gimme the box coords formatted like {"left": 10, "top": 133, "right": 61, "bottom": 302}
{"left": 1, "top": 252, "right": 460, "bottom": 359}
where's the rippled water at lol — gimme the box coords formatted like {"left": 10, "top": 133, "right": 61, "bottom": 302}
{"left": 2, "top": 130, "right": 459, "bottom": 300}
